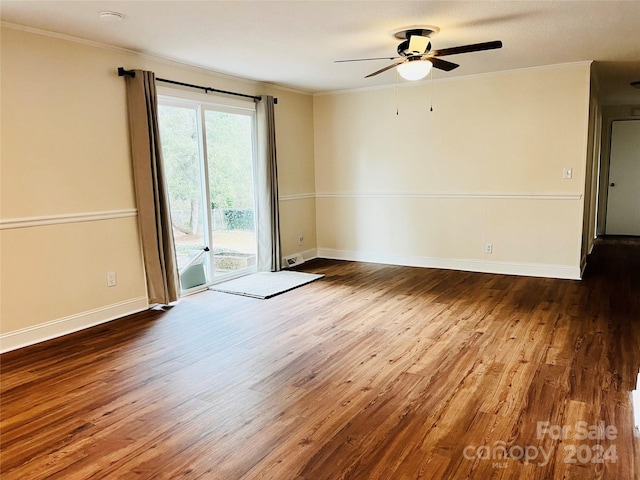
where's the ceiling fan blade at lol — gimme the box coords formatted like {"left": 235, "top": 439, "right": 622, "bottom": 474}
{"left": 335, "top": 56, "right": 401, "bottom": 63}
{"left": 365, "top": 61, "right": 404, "bottom": 78}
{"left": 429, "top": 57, "right": 459, "bottom": 72}
{"left": 431, "top": 40, "right": 502, "bottom": 57}
{"left": 408, "top": 35, "right": 430, "bottom": 55}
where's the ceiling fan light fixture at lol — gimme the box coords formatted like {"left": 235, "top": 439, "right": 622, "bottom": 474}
{"left": 397, "top": 59, "right": 432, "bottom": 81}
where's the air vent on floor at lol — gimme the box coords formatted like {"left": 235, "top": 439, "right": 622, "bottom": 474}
{"left": 283, "top": 254, "right": 305, "bottom": 268}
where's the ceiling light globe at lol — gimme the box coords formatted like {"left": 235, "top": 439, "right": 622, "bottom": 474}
{"left": 397, "top": 60, "right": 432, "bottom": 81}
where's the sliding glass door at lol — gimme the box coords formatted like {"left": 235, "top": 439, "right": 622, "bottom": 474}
{"left": 158, "top": 96, "right": 257, "bottom": 292}
{"left": 205, "top": 109, "right": 257, "bottom": 277}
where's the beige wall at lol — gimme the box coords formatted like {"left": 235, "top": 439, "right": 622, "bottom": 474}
{"left": 314, "top": 63, "right": 592, "bottom": 278}
{"left": 0, "top": 26, "right": 316, "bottom": 349}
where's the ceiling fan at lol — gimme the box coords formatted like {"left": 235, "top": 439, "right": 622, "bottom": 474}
{"left": 336, "top": 27, "right": 502, "bottom": 81}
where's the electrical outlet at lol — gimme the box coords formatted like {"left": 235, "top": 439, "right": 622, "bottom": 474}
{"left": 298, "top": 235, "right": 304, "bottom": 246}
{"left": 107, "top": 271, "right": 117, "bottom": 287}
{"left": 485, "top": 243, "right": 493, "bottom": 254}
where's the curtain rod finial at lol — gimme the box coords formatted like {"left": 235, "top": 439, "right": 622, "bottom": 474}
{"left": 258, "top": 96, "right": 278, "bottom": 104}
{"left": 118, "top": 67, "right": 135, "bottom": 78}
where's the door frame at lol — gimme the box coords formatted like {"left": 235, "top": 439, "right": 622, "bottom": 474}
{"left": 158, "top": 88, "right": 259, "bottom": 293}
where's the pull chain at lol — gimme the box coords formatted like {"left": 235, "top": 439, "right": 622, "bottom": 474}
{"left": 396, "top": 70, "right": 399, "bottom": 116}
{"left": 429, "top": 67, "right": 434, "bottom": 112}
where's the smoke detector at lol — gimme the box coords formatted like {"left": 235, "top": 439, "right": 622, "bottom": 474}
{"left": 99, "top": 11, "right": 124, "bottom": 22}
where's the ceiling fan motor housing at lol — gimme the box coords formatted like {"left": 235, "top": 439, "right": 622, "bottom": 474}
{"left": 396, "top": 28, "right": 436, "bottom": 57}
{"left": 398, "top": 39, "right": 431, "bottom": 57}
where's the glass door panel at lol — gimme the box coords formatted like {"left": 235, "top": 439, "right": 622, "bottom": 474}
{"left": 158, "top": 104, "right": 210, "bottom": 290}
{"left": 204, "top": 110, "right": 257, "bottom": 277}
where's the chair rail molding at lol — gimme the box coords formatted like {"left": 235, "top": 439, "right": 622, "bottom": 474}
{"left": 0, "top": 209, "right": 138, "bottom": 230}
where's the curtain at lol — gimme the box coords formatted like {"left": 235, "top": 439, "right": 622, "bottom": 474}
{"left": 256, "top": 96, "right": 282, "bottom": 272}
{"left": 125, "top": 70, "right": 180, "bottom": 304}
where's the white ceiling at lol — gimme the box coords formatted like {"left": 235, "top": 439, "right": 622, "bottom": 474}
{"left": 2, "top": 1, "right": 640, "bottom": 103}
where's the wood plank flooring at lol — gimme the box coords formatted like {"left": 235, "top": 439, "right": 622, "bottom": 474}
{"left": 1, "top": 238, "right": 639, "bottom": 479}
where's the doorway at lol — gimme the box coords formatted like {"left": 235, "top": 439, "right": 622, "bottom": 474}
{"left": 158, "top": 96, "right": 258, "bottom": 292}
{"left": 606, "top": 120, "right": 640, "bottom": 236}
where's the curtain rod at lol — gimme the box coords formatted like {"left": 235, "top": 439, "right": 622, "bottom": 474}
{"left": 117, "top": 67, "right": 277, "bottom": 103}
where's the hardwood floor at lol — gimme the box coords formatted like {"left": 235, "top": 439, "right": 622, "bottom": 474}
{"left": 1, "top": 238, "right": 639, "bottom": 479}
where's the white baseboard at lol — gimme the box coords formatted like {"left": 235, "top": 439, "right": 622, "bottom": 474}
{"left": 300, "top": 248, "right": 318, "bottom": 262}
{"left": 0, "top": 297, "right": 148, "bottom": 354}
{"left": 317, "top": 248, "right": 581, "bottom": 280}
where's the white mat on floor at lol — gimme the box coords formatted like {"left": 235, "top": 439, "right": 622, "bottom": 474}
{"left": 210, "top": 271, "right": 324, "bottom": 299}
